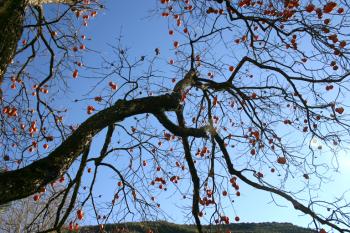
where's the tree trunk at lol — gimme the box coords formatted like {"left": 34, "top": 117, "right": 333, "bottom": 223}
{"left": 0, "top": 0, "right": 26, "bottom": 97}
{"left": 0, "top": 0, "right": 74, "bottom": 97}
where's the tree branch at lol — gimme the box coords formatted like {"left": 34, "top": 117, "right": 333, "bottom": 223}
{"left": 213, "top": 133, "right": 349, "bottom": 233}
{"left": 154, "top": 112, "right": 208, "bottom": 138}
{"left": 0, "top": 93, "right": 180, "bottom": 205}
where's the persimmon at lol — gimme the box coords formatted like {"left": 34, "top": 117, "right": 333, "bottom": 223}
{"left": 340, "top": 40, "right": 347, "bottom": 48}
{"left": 322, "top": 27, "right": 330, "bottom": 33}
{"left": 82, "top": 15, "right": 89, "bottom": 21}
{"left": 277, "top": 156, "right": 287, "bottom": 165}
{"left": 213, "top": 96, "right": 218, "bottom": 106}
{"left": 335, "top": 107, "right": 344, "bottom": 114}
{"left": 72, "top": 69, "right": 78, "bottom": 78}
{"left": 163, "top": 132, "right": 171, "bottom": 141}
{"left": 94, "top": 96, "right": 102, "bottom": 102}
{"left": 77, "top": 209, "right": 84, "bottom": 220}
{"left": 230, "top": 176, "right": 237, "bottom": 184}
{"left": 250, "top": 148, "right": 256, "bottom": 155}
{"left": 161, "top": 12, "right": 169, "bottom": 17}
{"left": 132, "top": 190, "right": 137, "bottom": 199}
{"left": 323, "top": 2, "right": 337, "bottom": 14}
{"left": 109, "top": 81, "right": 118, "bottom": 90}
{"left": 334, "top": 49, "right": 341, "bottom": 56}
{"left": 305, "top": 4, "right": 315, "bottom": 13}
{"left": 221, "top": 216, "right": 230, "bottom": 224}
{"left": 176, "top": 19, "right": 182, "bottom": 27}
{"left": 338, "top": 8, "right": 344, "bottom": 14}
{"left": 87, "top": 105, "right": 95, "bottom": 114}
{"left": 33, "top": 194, "right": 40, "bottom": 201}
{"left": 69, "top": 222, "right": 74, "bottom": 231}
{"left": 30, "top": 141, "right": 37, "bottom": 148}
{"left": 222, "top": 190, "right": 228, "bottom": 196}
{"left": 251, "top": 131, "right": 260, "bottom": 140}
{"left": 91, "top": 11, "right": 97, "bottom": 17}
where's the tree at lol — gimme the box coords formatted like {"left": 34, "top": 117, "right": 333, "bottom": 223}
{"left": 0, "top": 0, "right": 95, "bottom": 96}
{"left": 0, "top": 183, "right": 74, "bottom": 233}
{"left": 1, "top": 0, "right": 350, "bottom": 232}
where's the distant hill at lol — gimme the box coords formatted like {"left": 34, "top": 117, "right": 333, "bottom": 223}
{"left": 78, "top": 221, "right": 316, "bottom": 233}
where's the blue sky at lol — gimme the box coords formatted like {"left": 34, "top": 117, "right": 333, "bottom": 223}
{"left": 32, "top": 0, "right": 350, "bottom": 231}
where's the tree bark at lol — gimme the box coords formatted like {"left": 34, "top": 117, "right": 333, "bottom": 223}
{"left": 0, "top": 0, "right": 26, "bottom": 96}
{"left": 0, "top": 0, "right": 75, "bottom": 97}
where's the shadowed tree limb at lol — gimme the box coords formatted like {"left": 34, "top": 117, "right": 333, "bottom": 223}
{"left": 0, "top": 93, "right": 180, "bottom": 205}
{"left": 39, "top": 142, "right": 91, "bottom": 233}
{"left": 176, "top": 108, "right": 203, "bottom": 233}
{"left": 154, "top": 111, "right": 208, "bottom": 138}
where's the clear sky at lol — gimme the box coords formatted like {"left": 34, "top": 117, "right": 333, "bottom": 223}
{"left": 40, "top": 0, "right": 350, "bottom": 231}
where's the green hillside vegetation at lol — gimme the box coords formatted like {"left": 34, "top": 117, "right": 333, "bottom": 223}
{"left": 77, "top": 221, "right": 316, "bottom": 233}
